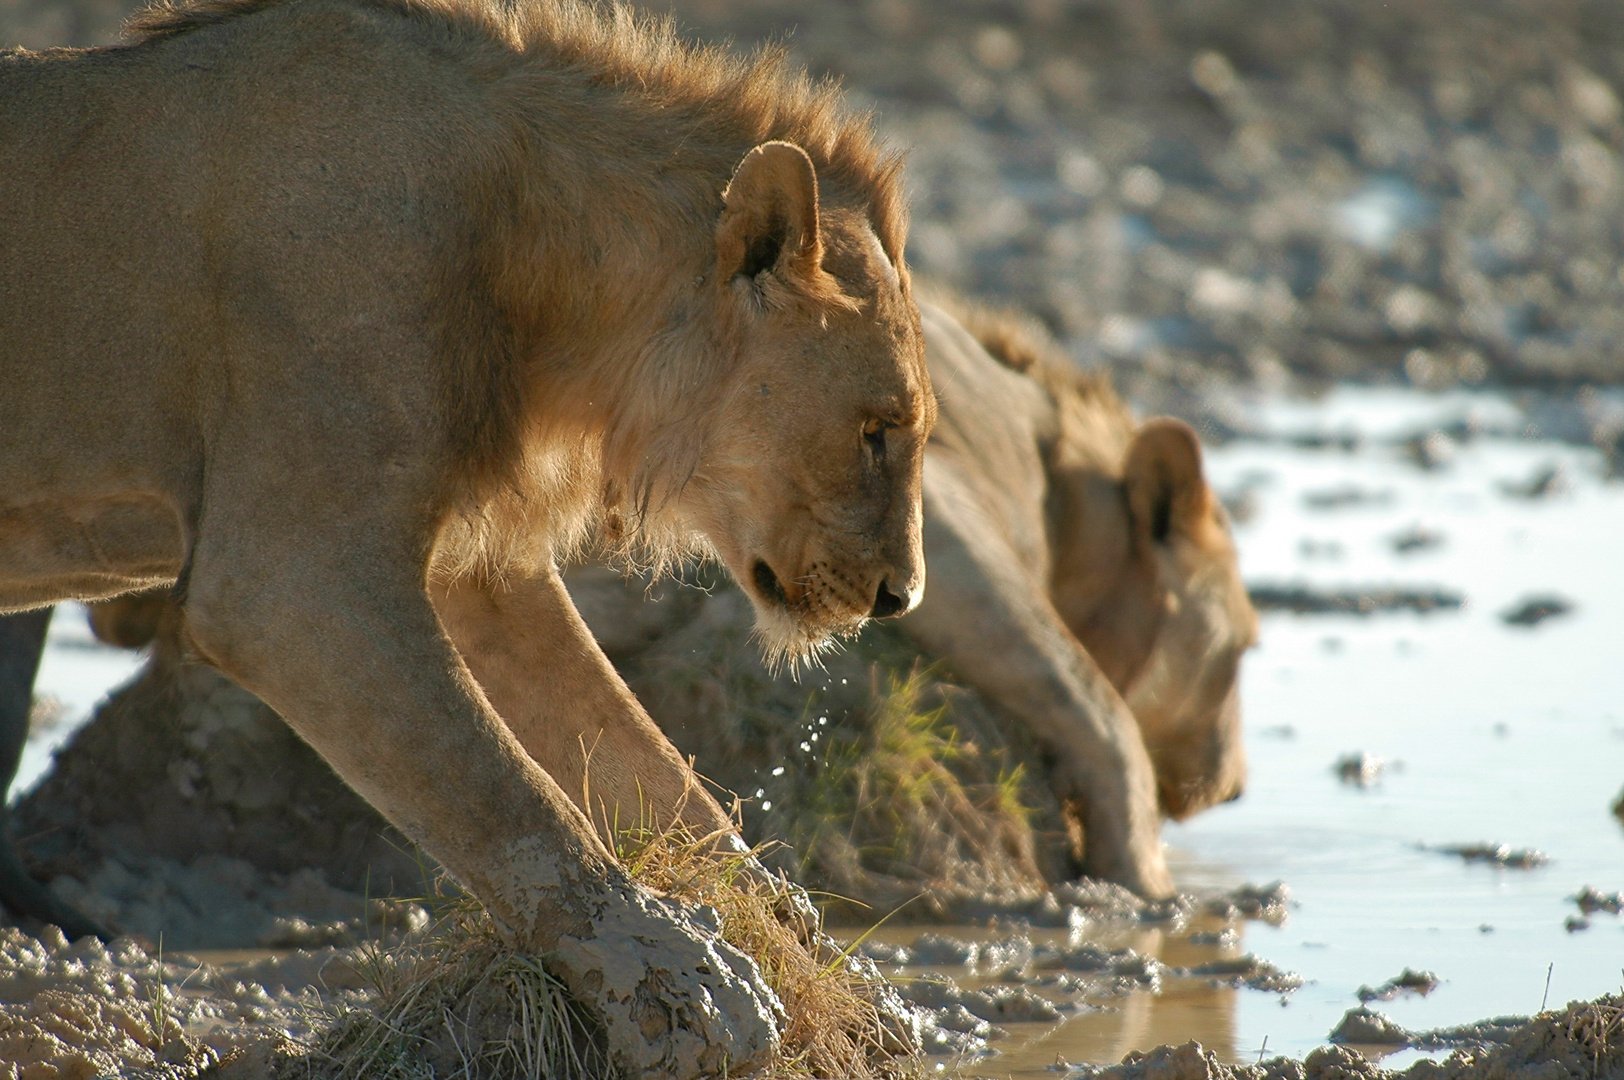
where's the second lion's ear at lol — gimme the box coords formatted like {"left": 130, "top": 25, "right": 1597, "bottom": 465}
{"left": 715, "top": 141, "right": 822, "bottom": 288}
{"left": 1124, "top": 418, "right": 1211, "bottom": 548}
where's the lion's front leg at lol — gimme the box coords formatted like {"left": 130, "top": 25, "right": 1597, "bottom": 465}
{"left": 430, "top": 569, "right": 740, "bottom": 844}
{"left": 902, "top": 481, "right": 1174, "bottom": 900}
{"left": 434, "top": 569, "right": 920, "bottom": 1050}
{"left": 183, "top": 549, "right": 781, "bottom": 1078}
{"left": 433, "top": 571, "right": 836, "bottom": 958}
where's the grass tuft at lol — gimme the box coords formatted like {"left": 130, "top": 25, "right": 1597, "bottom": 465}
{"left": 307, "top": 809, "right": 919, "bottom": 1079}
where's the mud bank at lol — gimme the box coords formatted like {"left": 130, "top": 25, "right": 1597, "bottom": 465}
{"left": 10, "top": 566, "right": 1074, "bottom": 936}
{"left": 1056, "top": 994, "right": 1624, "bottom": 1079}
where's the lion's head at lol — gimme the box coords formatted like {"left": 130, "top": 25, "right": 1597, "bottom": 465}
{"left": 683, "top": 143, "right": 934, "bottom": 664}
{"left": 1048, "top": 409, "right": 1257, "bottom": 821}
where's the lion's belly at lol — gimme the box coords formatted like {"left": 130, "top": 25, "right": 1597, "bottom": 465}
{"left": 0, "top": 494, "right": 183, "bottom": 611}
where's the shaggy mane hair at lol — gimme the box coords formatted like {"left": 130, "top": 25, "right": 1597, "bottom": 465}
{"left": 121, "top": 0, "right": 912, "bottom": 578}
{"left": 125, "top": 0, "right": 906, "bottom": 265}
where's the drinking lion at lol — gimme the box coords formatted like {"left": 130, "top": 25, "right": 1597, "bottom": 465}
{"left": 0, "top": 0, "right": 933, "bottom": 1073}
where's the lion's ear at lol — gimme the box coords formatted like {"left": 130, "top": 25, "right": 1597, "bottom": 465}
{"left": 716, "top": 141, "right": 823, "bottom": 289}
{"left": 1123, "top": 418, "right": 1211, "bottom": 547}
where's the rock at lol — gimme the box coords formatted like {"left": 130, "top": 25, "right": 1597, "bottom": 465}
{"left": 1356, "top": 967, "right": 1440, "bottom": 1002}
{"left": 1500, "top": 595, "right": 1575, "bottom": 627}
{"left": 1329, "top": 1005, "right": 1409, "bottom": 1045}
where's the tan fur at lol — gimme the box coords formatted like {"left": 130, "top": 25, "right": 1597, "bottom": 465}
{"left": 0, "top": 1, "right": 932, "bottom": 1072}
{"left": 902, "top": 297, "right": 1255, "bottom": 898}
{"left": 82, "top": 296, "right": 1252, "bottom": 906}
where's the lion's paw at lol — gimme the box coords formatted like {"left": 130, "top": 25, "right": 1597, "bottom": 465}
{"left": 552, "top": 887, "right": 784, "bottom": 1079}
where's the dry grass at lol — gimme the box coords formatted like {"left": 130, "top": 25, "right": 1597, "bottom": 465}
{"left": 614, "top": 819, "right": 919, "bottom": 1079}
{"left": 304, "top": 810, "right": 919, "bottom": 1080}
{"left": 310, "top": 902, "right": 609, "bottom": 1080}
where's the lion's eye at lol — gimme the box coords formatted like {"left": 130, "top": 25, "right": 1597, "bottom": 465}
{"left": 862, "top": 419, "right": 888, "bottom": 457}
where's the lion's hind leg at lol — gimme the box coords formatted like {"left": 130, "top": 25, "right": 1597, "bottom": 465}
{"left": 181, "top": 551, "right": 781, "bottom": 1078}
{"left": 0, "top": 606, "right": 110, "bottom": 940}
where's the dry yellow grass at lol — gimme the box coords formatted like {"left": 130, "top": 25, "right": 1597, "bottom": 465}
{"left": 307, "top": 805, "right": 920, "bottom": 1080}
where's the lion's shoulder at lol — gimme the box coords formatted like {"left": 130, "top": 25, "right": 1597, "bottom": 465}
{"left": 919, "top": 287, "right": 1130, "bottom": 450}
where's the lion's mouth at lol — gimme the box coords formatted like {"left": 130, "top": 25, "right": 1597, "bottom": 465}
{"left": 752, "top": 559, "right": 789, "bottom": 608}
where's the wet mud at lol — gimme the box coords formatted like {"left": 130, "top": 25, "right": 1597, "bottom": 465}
{"left": 1423, "top": 843, "right": 1550, "bottom": 870}
{"left": 1245, "top": 586, "right": 1464, "bottom": 616}
{"left": 1498, "top": 595, "right": 1576, "bottom": 627}
{"left": 1054, "top": 995, "right": 1624, "bottom": 1079}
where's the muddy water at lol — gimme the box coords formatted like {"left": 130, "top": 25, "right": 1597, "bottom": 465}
{"left": 20, "top": 387, "right": 1624, "bottom": 1073}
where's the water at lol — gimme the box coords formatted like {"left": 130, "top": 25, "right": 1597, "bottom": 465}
{"left": 891, "top": 386, "right": 1624, "bottom": 1074}
{"left": 1169, "top": 386, "right": 1624, "bottom": 1065}
{"left": 13, "top": 602, "right": 146, "bottom": 804}
{"left": 17, "top": 388, "right": 1624, "bottom": 1070}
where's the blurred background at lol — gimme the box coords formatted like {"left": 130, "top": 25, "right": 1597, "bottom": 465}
{"left": 7, "top": 0, "right": 1622, "bottom": 1072}
{"left": 7, "top": 0, "right": 1624, "bottom": 434}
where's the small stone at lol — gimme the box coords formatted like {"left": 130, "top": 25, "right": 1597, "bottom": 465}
{"left": 1329, "top": 1006, "right": 1409, "bottom": 1045}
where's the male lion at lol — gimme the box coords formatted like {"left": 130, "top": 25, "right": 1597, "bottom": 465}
{"left": 0, "top": 0, "right": 934, "bottom": 1073}
{"left": 899, "top": 296, "right": 1256, "bottom": 898}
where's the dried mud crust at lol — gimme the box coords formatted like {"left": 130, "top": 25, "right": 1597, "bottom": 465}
{"left": 10, "top": 647, "right": 427, "bottom": 950}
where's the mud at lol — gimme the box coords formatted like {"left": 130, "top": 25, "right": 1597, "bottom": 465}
{"left": 1055, "top": 995, "right": 1624, "bottom": 1078}
{"left": 1357, "top": 969, "right": 1440, "bottom": 1004}
{"left": 1425, "top": 843, "right": 1550, "bottom": 869}
{"left": 1571, "top": 886, "right": 1623, "bottom": 916}
{"left": 1300, "top": 486, "right": 1396, "bottom": 512}
{"left": 1334, "top": 753, "right": 1389, "bottom": 788}
{"left": 0, "top": 923, "right": 363, "bottom": 1080}
{"left": 1245, "top": 585, "right": 1465, "bottom": 616}
{"left": 1498, "top": 595, "right": 1576, "bottom": 627}
{"left": 1387, "top": 525, "right": 1445, "bottom": 555}
{"left": 1496, "top": 463, "right": 1571, "bottom": 500}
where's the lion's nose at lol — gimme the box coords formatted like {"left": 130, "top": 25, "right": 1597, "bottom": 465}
{"left": 870, "top": 580, "right": 908, "bottom": 619}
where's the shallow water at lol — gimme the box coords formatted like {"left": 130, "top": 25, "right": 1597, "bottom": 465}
{"left": 1168, "top": 386, "right": 1624, "bottom": 1065}
{"left": 19, "top": 387, "right": 1624, "bottom": 1072}
{"left": 873, "top": 387, "right": 1624, "bottom": 1075}
{"left": 14, "top": 602, "right": 146, "bottom": 804}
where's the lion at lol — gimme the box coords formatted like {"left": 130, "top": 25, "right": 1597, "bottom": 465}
{"left": 899, "top": 294, "right": 1256, "bottom": 898}
{"left": 0, "top": 0, "right": 935, "bottom": 1073}
{"left": 1, "top": 296, "right": 1250, "bottom": 942}
{"left": 560, "top": 295, "right": 1254, "bottom": 900}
